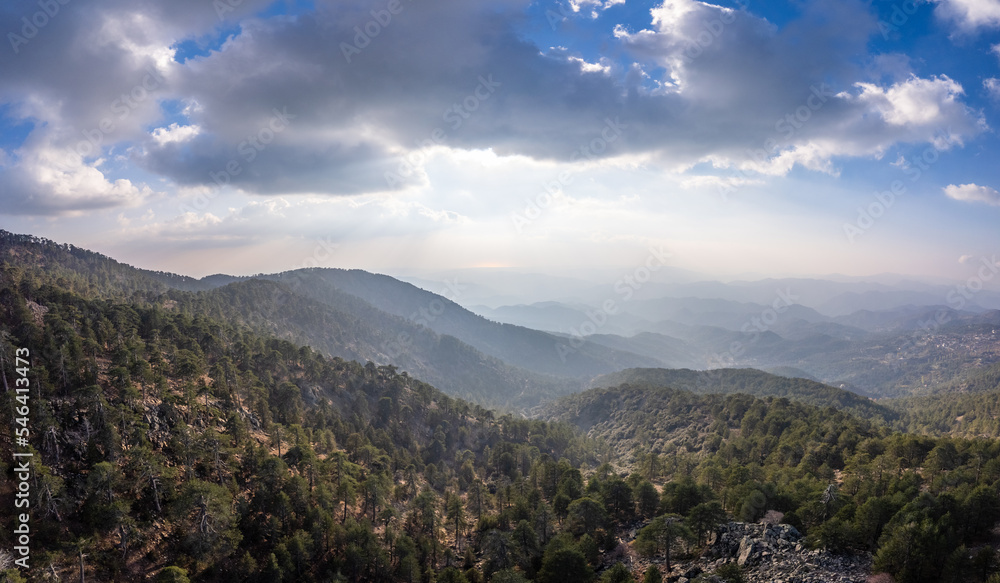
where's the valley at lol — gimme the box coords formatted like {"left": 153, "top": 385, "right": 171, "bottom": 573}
{"left": 3, "top": 230, "right": 1000, "bottom": 583}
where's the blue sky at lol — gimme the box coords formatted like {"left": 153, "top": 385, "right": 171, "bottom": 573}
{"left": 0, "top": 0, "right": 999, "bottom": 283}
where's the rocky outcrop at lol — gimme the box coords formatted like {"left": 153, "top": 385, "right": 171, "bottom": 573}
{"left": 622, "top": 521, "right": 871, "bottom": 583}
{"left": 696, "top": 522, "right": 871, "bottom": 583}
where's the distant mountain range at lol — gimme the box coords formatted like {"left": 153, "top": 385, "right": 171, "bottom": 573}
{"left": 5, "top": 229, "right": 1000, "bottom": 407}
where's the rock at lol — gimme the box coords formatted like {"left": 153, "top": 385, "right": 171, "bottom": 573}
{"left": 737, "top": 537, "right": 757, "bottom": 566}
{"left": 693, "top": 522, "right": 871, "bottom": 583}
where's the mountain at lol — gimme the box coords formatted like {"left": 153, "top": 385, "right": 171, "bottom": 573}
{"left": 0, "top": 258, "right": 601, "bottom": 582}
{"left": 0, "top": 231, "right": 582, "bottom": 409}
{"left": 179, "top": 278, "right": 579, "bottom": 409}
{"left": 8, "top": 228, "right": 1000, "bottom": 583}
{"left": 541, "top": 381, "right": 1000, "bottom": 582}
{"left": 584, "top": 332, "right": 703, "bottom": 370}
{"left": 587, "top": 367, "right": 897, "bottom": 424}
{"left": 620, "top": 296, "right": 830, "bottom": 329}
{"left": 469, "top": 301, "right": 649, "bottom": 336}
{"left": 257, "top": 268, "right": 666, "bottom": 379}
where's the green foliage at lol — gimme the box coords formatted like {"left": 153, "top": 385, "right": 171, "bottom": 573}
{"left": 714, "top": 562, "right": 743, "bottom": 583}
{"left": 588, "top": 367, "right": 899, "bottom": 424}
{"left": 635, "top": 515, "right": 692, "bottom": 572}
{"left": 600, "top": 562, "right": 635, "bottom": 583}
{"left": 439, "top": 567, "right": 470, "bottom": 583}
{"left": 9, "top": 230, "right": 1000, "bottom": 583}
{"left": 641, "top": 565, "right": 662, "bottom": 583}
{"left": 490, "top": 569, "right": 530, "bottom": 583}
{"left": 566, "top": 497, "right": 608, "bottom": 536}
{"left": 546, "top": 381, "right": 1000, "bottom": 583}
{"left": 156, "top": 566, "right": 192, "bottom": 583}
{"left": 688, "top": 501, "right": 726, "bottom": 546}
{"left": 0, "top": 570, "right": 28, "bottom": 583}
{"left": 536, "top": 540, "right": 593, "bottom": 583}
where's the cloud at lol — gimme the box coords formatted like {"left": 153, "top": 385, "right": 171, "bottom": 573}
{"left": 943, "top": 183, "right": 1000, "bottom": 206}
{"left": 932, "top": 0, "right": 1000, "bottom": 33}
{"left": 151, "top": 123, "right": 201, "bottom": 145}
{"left": 0, "top": 0, "right": 989, "bottom": 211}
{"left": 959, "top": 254, "right": 974, "bottom": 263}
{"left": 0, "top": 133, "right": 153, "bottom": 215}
{"left": 121, "top": 193, "right": 475, "bottom": 251}
{"left": 854, "top": 75, "right": 965, "bottom": 126}
{"left": 569, "top": 0, "right": 625, "bottom": 14}
{"left": 985, "top": 77, "right": 1000, "bottom": 99}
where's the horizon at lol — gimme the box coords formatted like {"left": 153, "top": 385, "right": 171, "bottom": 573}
{"left": 7, "top": 228, "right": 1000, "bottom": 312}
{"left": 2, "top": 0, "right": 1000, "bottom": 285}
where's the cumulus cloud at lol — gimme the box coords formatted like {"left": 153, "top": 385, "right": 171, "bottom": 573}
{"left": 0, "top": 134, "right": 153, "bottom": 215}
{"left": 0, "top": 0, "right": 989, "bottom": 213}
{"left": 932, "top": 0, "right": 1000, "bottom": 33}
{"left": 943, "top": 183, "right": 1000, "bottom": 205}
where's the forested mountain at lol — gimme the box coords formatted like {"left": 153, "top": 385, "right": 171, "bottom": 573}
{"left": 0, "top": 251, "right": 611, "bottom": 583}
{"left": 0, "top": 231, "right": 582, "bottom": 410}
{"left": 544, "top": 383, "right": 1000, "bottom": 583}
{"left": 588, "top": 368, "right": 898, "bottom": 424}
{"left": 7, "top": 230, "right": 1000, "bottom": 583}
{"left": 256, "top": 269, "right": 665, "bottom": 379}
{"left": 9, "top": 229, "right": 996, "bottom": 404}
{"left": 166, "top": 278, "right": 578, "bottom": 410}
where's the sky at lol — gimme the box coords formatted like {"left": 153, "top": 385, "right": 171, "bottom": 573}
{"left": 1, "top": 0, "right": 1000, "bottom": 283}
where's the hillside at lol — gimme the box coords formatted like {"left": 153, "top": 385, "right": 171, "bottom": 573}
{"left": 588, "top": 367, "right": 897, "bottom": 424}
{"left": 0, "top": 231, "right": 580, "bottom": 409}
{"left": 167, "top": 278, "right": 578, "bottom": 409}
{"left": 8, "top": 230, "right": 1000, "bottom": 583}
{"left": 259, "top": 269, "right": 666, "bottom": 379}
{"left": 543, "top": 382, "right": 1000, "bottom": 583}
{"left": 0, "top": 257, "right": 604, "bottom": 582}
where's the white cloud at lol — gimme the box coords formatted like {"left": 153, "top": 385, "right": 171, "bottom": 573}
{"left": 854, "top": 75, "right": 966, "bottom": 127}
{"left": 933, "top": 0, "right": 1000, "bottom": 32}
{"left": 151, "top": 123, "right": 202, "bottom": 145}
{"left": 943, "top": 183, "right": 1000, "bottom": 205}
{"left": 959, "top": 254, "right": 974, "bottom": 263}
{"left": 985, "top": 77, "right": 1000, "bottom": 99}
{"left": 567, "top": 56, "right": 612, "bottom": 75}
{"left": 0, "top": 0, "right": 988, "bottom": 211}
{"left": 0, "top": 137, "right": 153, "bottom": 215}
{"left": 570, "top": 0, "right": 626, "bottom": 13}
